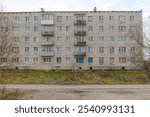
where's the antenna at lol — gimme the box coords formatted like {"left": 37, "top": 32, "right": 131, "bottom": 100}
{"left": 93, "top": 7, "right": 97, "bottom": 12}
{"left": 41, "top": 8, "right": 45, "bottom": 13}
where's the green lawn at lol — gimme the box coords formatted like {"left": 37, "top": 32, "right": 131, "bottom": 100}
{"left": 0, "top": 70, "right": 149, "bottom": 85}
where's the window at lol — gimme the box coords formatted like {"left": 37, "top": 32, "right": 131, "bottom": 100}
{"left": 25, "top": 26, "right": 30, "bottom": 32}
{"left": 57, "top": 47, "right": 61, "bottom": 52}
{"left": 13, "top": 37, "right": 19, "bottom": 42}
{"left": 0, "top": 57, "right": 7, "bottom": 62}
{"left": 99, "top": 57, "right": 104, "bottom": 65}
{"left": 88, "top": 16, "right": 93, "bottom": 22}
{"left": 131, "top": 57, "right": 135, "bottom": 64}
{"left": 25, "top": 47, "right": 29, "bottom": 52}
{"left": 34, "top": 16, "right": 38, "bottom": 21}
{"left": 76, "top": 16, "right": 84, "bottom": 20}
{"left": 2, "top": 17, "right": 8, "bottom": 22}
{"left": 130, "top": 16, "right": 134, "bottom": 22}
{"left": 57, "top": 16, "right": 62, "bottom": 22}
{"left": 110, "top": 36, "right": 115, "bottom": 41}
{"left": 88, "top": 57, "right": 93, "bottom": 64}
{"left": 130, "top": 36, "right": 135, "bottom": 41}
{"left": 44, "top": 57, "right": 51, "bottom": 63}
{"left": 99, "top": 16, "right": 104, "bottom": 22}
{"left": 119, "top": 57, "right": 126, "bottom": 63}
{"left": 57, "top": 36, "right": 62, "bottom": 42}
{"left": 99, "top": 26, "right": 104, "bottom": 32}
{"left": 66, "top": 57, "right": 71, "bottom": 63}
{"left": 66, "top": 36, "right": 71, "bottom": 43}
{"left": 25, "top": 16, "right": 30, "bottom": 22}
{"left": 118, "top": 36, "right": 126, "bottom": 41}
{"left": 88, "top": 47, "right": 93, "bottom": 53}
{"left": 12, "top": 57, "right": 19, "bottom": 63}
{"left": 44, "top": 36, "right": 52, "bottom": 42}
{"left": 25, "top": 36, "right": 30, "bottom": 42}
{"left": 57, "top": 26, "right": 62, "bottom": 32}
{"left": 76, "top": 47, "right": 84, "bottom": 53}
{"left": 130, "top": 47, "right": 135, "bottom": 54}
{"left": 66, "top": 26, "right": 70, "bottom": 32}
{"left": 66, "top": 16, "right": 71, "bottom": 21}
{"left": 43, "top": 26, "right": 53, "bottom": 32}
{"left": 42, "top": 14, "right": 53, "bottom": 20}
{"left": 119, "top": 47, "right": 126, "bottom": 53}
{"left": 119, "top": 26, "right": 126, "bottom": 32}
{"left": 33, "top": 57, "right": 38, "bottom": 63}
{"left": 25, "top": 57, "right": 29, "bottom": 63}
{"left": 77, "top": 36, "right": 84, "bottom": 42}
{"left": 110, "top": 57, "right": 114, "bottom": 65}
{"left": 13, "top": 16, "right": 19, "bottom": 22}
{"left": 130, "top": 26, "right": 134, "bottom": 31}
{"left": 43, "top": 47, "right": 51, "bottom": 52}
{"left": 99, "top": 47, "right": 104, "bottom": 53}
{"left": 56, "top": 57, "right": 61, "bottom": 63}
{"left": 33, "top": 47, "right": 38, "bottom": 52}
{"left": 66, "top": 47, "right": 71, "bottom": 53}
{"left": 34, "top": 37, "right": 39, "bottom": 42}
{"left": 12, "top": 26, "right": 19, "bottom": 32}
{"left": 88, "top": 36, "right": 93, "bottom": 42}
{"left": 109, "top": 16, "right": 114, "bottom": 21}
{"left": 109, "top": 26, "right": 114, "bottom": 32}
{"left": 1, "top": 27, "right": 8, "bottom": 32}
{"left": 110, "top": 47, "right": 114, "bottom": 54}
{"left": 118, "top": 16, "right": 125, "bottom": 23}
{"left": 12, "top": 47, "right": 19, "bottom": 53}
{"left": 88, "top": 26, "right": 93, "bottom": 32}
{"left": 34, "top": 26, "right": 38, "bottom": 32}
{"left": 76, "top": 57, "right": 84, "bottom": 64}
{"left": 99, "top": 36, "right": 104, "bottom": 41}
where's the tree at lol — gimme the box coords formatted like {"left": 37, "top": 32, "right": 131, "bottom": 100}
{"left": 0, "top": 6, "right": 15, "bottom": 69}
{"left": 128, "top": 17, "right": 150, "bottom": 79}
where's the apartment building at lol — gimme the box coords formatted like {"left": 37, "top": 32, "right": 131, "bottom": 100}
{"left": 0, "top": 8, "right": 143, "bottom": 70}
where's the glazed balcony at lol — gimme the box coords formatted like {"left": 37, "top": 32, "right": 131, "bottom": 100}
{"left": 74, "top": 20, "right": 86, "bottom": 25}
{"left": 41, "top": 31, "right": 54, "bottom": 36}
{"left": 74, "top": 41, "right": 86, "bottom": 46}
{"left": 74, "top": 30, "right": 86, "bottom": 36}
{"left": 41, "top": 51, "right": 54, "bottom": 57}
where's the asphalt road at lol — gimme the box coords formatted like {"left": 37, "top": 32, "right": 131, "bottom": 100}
{"left": 0, "top": 85, "right": 150, "bottom": 100}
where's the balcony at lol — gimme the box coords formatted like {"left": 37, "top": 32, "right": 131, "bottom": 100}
{"left": 74, "top": 41, "right": 86, "bottom": 46}
{"left": 41, "top": 51, "right": 54, "bottom": 57}
{"left": 41, "top": 20, "right": 54, "bottom": 25}
{"left": 74, "top": 52, "right": 86, "bottom": 56}
{"left": 74, "top": 20, "right": 86, "bottom": 25}
{"left": 42, "top": 41, "right": 54, "bottom": 46}
{"left": 41, "top": 31, "right": 54, "bottom": 36}
{"left": 74, "top": 31, "right": 86, "bottom": 36}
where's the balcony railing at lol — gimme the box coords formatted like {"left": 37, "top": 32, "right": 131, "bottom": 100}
{"left": 74, "top": 20, "right": 86, "bottom": 25}
{"left": 74, "top": 31, "right": 86, "bottom": 36}
{"left": 42, "top": 41, "right": 54, "bottom": 46}
{"left": 41, "top": 31, "right": 54, "bottom": 36}
{"left": 74, "top": 41, "right": 86, "bottom": 46}
{"left": 74, "top": 52, "right": 86, "bottom": 56}
{"left": 41, "top": 51, "right": 54, "bottom": 57}
{"left": 41, "top": 20, "right": 54, "bottom": 25}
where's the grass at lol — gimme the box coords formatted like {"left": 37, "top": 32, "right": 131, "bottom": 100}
{"left": 0, "top": 69, "right": 149, "bottom": 85}
{"left": 0, "top": 87, "right": 24, "bottom": 100}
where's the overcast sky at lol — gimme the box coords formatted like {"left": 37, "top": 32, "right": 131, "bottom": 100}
{"left": 1, "top": 0, "right": 150, "bottom": 17}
